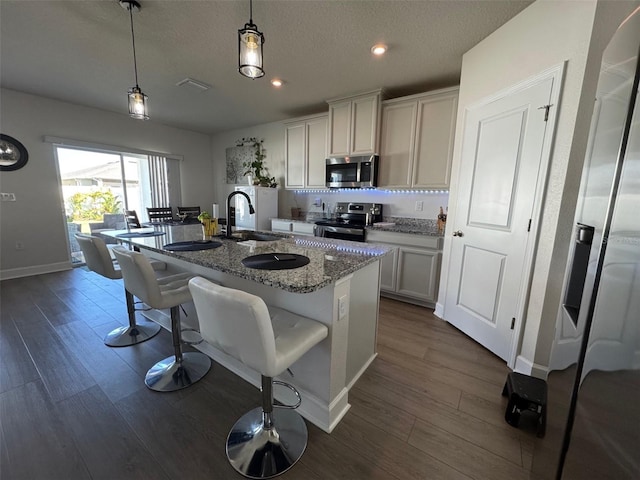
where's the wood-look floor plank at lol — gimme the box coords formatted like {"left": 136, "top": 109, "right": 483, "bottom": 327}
{"left": 114, "top": 388, "right": 238, "bottom": 479}
{"left": 55, "top": 287, "right": 122, "bottom": 328}
{"left": 364, "top": 355, "right": 462, "bottom": 407}
{"left": 376, "top": 343, "right": 503, "bottom": 403}
{"left": 0, "top": 314, "right": 39, "bottom": 394}
{"left": 56, "top": 385, "right": 170, "bottom": 480}
{"left": 12, "top": 311, "right": 96, "bottom": 403}
{"left": 302, "top": 424, "right": 405, "bottom": 480}
{"left": 408, "top": 418, "right": 529, "bottom": 480}
{"left": 54, "top": 320, "right": 146, "bottom": 403}
{"left": 332, "top": 408, "right": 473, "bottom": 480}
{"left": 348, "top": 386, "right": 417, "bottom": 442}
{"left": 0, "top": 380, "right": 91, "bottom": 479}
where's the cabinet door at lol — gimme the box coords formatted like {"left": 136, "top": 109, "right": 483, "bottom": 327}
{"left": 328, "top": 101, "right": 351, "bottom": 156}
{"left": 379, "top": 101, "right": 417, "bottom": 187}
{"left": 351, "top": 94, "right": 379, "bottom": 155}
{"left": 412, "top": 93, "right": 457, "bottom": 188}
{"left": 285, "top": 123, "right": 305, "bottom": 188}
{"left": 396, "top": 248, "right": 440, "bottom": 302}
{"left": 378, "top": 246, "right": 398, "bottom": 292}
{"left": 306, "top": 116, "right": 328, "bottom": 188}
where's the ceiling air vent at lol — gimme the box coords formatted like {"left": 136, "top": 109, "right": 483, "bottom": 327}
{"left": 176, "top": 78, "right": 212, "bottom": 92}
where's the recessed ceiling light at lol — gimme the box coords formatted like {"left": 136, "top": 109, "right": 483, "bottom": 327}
{"left": 371, "top": 44, "right": 387, "bottom": 56}
{"left": 271, "top": 79, "right": 283, "bottom": 87}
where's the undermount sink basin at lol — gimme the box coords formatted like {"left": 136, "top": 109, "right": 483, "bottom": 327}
{"left": 231, "top": 231, "right": 283, "bottom": 242}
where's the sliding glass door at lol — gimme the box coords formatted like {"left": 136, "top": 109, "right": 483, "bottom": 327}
{"left": 56, "top": 146, "right": 172, "bottom": 264}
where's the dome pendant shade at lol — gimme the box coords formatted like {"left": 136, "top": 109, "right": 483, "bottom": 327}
{"left": 238, "top": 0, "right": 264, "bottom": 79}
{"left": 128, "top": 86, "right": 149, "bottom": 120}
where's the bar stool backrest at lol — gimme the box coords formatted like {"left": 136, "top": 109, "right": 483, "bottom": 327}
{"left": 75, "top": 233, "right": 121, "bottom": 280}
{"left": 189, "top": 277, "right": 277, "bottom": 376}
{"left": 112, "top": 246, "right": 166, "bottom": 308}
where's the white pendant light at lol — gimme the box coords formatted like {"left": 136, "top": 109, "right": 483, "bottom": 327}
{"left": 238, "top": 0, "right": 265, "bottom": 79}
{"left": 120, "top": 0, "right": 149, "bottom": 120}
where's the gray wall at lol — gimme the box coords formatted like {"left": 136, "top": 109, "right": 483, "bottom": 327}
{"left": 0, "top": 88, "right": 213, "bottom": 278}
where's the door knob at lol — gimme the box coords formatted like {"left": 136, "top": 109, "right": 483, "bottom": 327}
{"left": 453, "top": 230, "right": 464, "bottom": 237}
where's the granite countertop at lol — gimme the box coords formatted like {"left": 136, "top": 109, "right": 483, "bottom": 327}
{"left": 273, "top": 216, "right": 444, "bottom": 237}
{"left": 366, "top": 223, "right": 443, "bottom": 236}
{"left": 105, "top": 224, "right": 391, "bottom": 294}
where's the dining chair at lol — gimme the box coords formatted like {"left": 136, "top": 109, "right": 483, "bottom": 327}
{"left": 146, "top": 207, "right": 174, "bottom": 223}
{"left": 124, "top": 210, "right": 142, "bottom": 229}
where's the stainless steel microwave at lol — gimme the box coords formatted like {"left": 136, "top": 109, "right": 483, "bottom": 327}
{"left": 326, "top": 155, "right": 379, "bottom": 188}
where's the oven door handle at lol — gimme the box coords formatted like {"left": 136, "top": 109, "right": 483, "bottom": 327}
{"left": 323, "top": 226, "right": 363, "bottom": 235}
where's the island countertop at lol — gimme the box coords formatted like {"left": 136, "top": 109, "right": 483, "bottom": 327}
{"left": 104, "top": 224, "right": 391, "bottom": 294}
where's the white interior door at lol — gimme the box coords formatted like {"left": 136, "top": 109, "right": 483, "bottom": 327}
{"left": 444, "top": 74, "right": 558, "bottom": 362}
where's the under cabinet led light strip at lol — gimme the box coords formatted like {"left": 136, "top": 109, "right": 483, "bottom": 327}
{"left": 293, "top": 189, "right": 449, "bottom": 194}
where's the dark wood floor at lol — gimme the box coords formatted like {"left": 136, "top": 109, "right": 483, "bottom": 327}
{"left": 0, "top": 268, "right": 535, "bottom": 479}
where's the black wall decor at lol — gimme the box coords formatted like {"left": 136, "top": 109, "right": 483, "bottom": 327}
{"left": 0, "top": 134, "right": 29, "bottom": 171}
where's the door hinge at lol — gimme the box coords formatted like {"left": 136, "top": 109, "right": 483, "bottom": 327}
{"left": 527, "top": 219, "right": 532, "bottom": 232}
{"left": 538, "top": 104, "right": 554, "bottom": 122}
{"left": 511, "top": 317, "right": 516, "bottom": 330}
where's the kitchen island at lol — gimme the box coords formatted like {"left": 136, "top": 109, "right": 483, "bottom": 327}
{"left": 104, "top": 224, "right": 390, "bottom": 433}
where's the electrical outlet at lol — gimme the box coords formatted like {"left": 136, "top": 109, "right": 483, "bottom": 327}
{"left": 1, "top": 193, "right": 14, "bottom": 202}
{"left": 415, "top": 200, "right": 424, "bottom": 211}
{"left": 8, "top": 193, "right": 16, "bottom": 201}
{"left": 338, "top": 295, "right": 348, "bottom": 319}
{"left": 15, "top": 241, "right": 24, "bottom": 250}
{"left": 313, "top": 197, "right": 322, "bottom": 207}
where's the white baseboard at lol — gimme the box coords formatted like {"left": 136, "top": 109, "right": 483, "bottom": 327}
{"left": 514, "top": 355, "right": 534, "bottom": 375}
{"left": 347, "top": 353, "right": 377, "bottom": 390}
{"left": 515, "top": 355, "right": 549, "bottom": 378}
{"left": 0, "top": 261, "right": 72, "bottom": 281}
{"left": 434, "top": 302, "right": 444, "bottom": 319}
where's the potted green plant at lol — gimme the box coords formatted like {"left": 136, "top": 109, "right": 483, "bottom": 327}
{"left": 237, "top": 137, "right": 277, "bottom": 187}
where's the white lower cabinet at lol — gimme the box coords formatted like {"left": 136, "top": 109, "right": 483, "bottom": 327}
{"left": 366, "top": 229, "right": 442, "bottom": 306}
{"left": 271, "top": 219, "right": 315, "bottom": 236}
{"left": 292, "top": 222, "right": 315, "bottom": 236}
{"left": 271, "top": 220, "right": 293, "bottom": 233}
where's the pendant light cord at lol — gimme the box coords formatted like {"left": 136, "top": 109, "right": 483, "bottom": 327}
{"left": 129, "top": 5, "right": 139, "bottom": 87}
{"left": 249, "top": 0, "right": 253, "bottom": 24}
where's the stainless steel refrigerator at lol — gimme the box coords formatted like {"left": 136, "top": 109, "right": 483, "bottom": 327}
{"left": 530, "top": 9, "right": 640, "bottom": 480}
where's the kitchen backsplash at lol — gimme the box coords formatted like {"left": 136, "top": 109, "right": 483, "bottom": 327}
{"left": 281, "top": 189, "right": 449, "bottom": 221}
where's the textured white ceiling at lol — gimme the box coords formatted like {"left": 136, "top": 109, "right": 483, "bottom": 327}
{"left": 0, "top": 0, "right": 533, "bottom": 134}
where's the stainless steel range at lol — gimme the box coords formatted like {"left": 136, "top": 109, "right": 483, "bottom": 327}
{"left": 313, "top": 202, "right": 382, "bottom": 242}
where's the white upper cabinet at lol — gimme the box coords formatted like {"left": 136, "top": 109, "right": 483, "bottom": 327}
{"left": 285, "top": 114, "right": 328, "bottom": 189}
{"left": 327, "top": 90, "right": 382, "bottom": 157}
{"left": 379, "top": 87, "right": 458, "bottom": 189}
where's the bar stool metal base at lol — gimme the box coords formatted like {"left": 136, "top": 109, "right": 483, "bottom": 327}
{"left": 144, "top": 351, "right": 211, "bottom": 392}
{"left": 103, "top": 320, "right": 161, "bottom": 347}
{"left": 226, "top": 407, "right": 308, "bottom": 479}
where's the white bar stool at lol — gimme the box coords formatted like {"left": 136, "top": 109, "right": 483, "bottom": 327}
{"left": 189, "top": 276, "right": 328, "bottom": 479}
{"left": 112, "top": 246, "right": 211, "bottom": 392}
{"left": 75, "top": 233, "right": 163, "bottom": 347}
